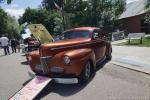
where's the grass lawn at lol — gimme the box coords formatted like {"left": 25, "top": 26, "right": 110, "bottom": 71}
{"left": 116, "top": 37, "right": 150, "bottom": 47}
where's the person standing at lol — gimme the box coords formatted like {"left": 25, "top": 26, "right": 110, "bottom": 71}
{"left": 0, "top": 35, "right": 10, "bottom": 55}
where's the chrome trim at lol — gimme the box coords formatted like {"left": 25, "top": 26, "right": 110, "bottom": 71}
{"left": 40, "top": 56, "right": 52, "bottom": 74}
{"left": 50, "top": 40, "right": 105, "bottom": 50}
{"left": 54, "top": 78, "right": 78, "bottom": 84}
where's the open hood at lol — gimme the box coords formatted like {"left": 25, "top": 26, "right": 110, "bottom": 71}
{"left": 27, "top": 24, "right": 54, "bottom": 44}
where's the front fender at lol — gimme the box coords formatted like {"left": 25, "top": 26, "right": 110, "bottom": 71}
{"left": 29, "top": 50, "right": 40, "bottom": 71}
{"left": 50, "top": 48, "right": 96, "bottom": 76}
{"left": 64, "top": 48, "right": 93, "bottom": 60}
{"left": 64, "top": 48, "right": 96, "bottom": 72}
{"left": 51, "top": 48, "right": 94, "bottom": 64}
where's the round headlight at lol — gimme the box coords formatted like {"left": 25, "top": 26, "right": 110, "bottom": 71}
{"left": 64, "top": 56, "right": 70, "bottom": 64}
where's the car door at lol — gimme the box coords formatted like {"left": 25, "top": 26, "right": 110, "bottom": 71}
{"left": 92, "top": 29, "right": 107, "bottom": 61}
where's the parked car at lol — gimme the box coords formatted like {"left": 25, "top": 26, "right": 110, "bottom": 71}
{"left": 23, "top": 37, "right": 40, "bottom": 53}
{"left": 22, "top": 24, "right": 54, "bottom": 53}
{"left": 28, "top": 27, "right": 112, "bottom": 84}
{"left": 24, "top": 24, "right": 54, "bottom": 62}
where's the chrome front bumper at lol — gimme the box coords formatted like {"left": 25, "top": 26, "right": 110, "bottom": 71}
{"left": 54, "top": 78, "right": 78, "bottom": 84}
{"left": 33, "top": 71, "right": 78, "bottom": 84}
{"left": 28, "top": 70, "right": 78, "bottom": 84}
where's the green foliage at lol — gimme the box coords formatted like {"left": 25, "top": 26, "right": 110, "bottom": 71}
{"left": 19, "top": 0, "right": 126, "bottom": 36}
{"left": 48, "top": 0, "right": 126, "bottom": 31}
{"left": 42, "top": 0, "right": 63, "bottom": 10}
{"left": 0, "top": 8, "right": 21, "bottom": 39}
{"left": 18, "top": 8, "right": 63, "bottom": 35}
{"left": 54, "top": 17, "right": 63, "bottom": 34}
{"left": 145, "top": 0, "right": 150, "bottom": 9}
{"left": 145, "top": 0, "right": 150, "bottom": 23}
{"left": 145, "top": 36, "right": 150, "bottom": 39}
{"left": 116, "top": 37, "right": 150, "bottom": 47}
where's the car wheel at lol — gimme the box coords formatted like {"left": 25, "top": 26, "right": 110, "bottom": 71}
{"left": 79, "top": 61, "right": 93, "bottom": 83}
{"left": 106, "top": 48, "right": 112, "bottom": 60}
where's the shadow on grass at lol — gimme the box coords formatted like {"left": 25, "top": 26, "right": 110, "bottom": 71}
{"left": 115, "top": 38, "right": 150, "bottom": 47}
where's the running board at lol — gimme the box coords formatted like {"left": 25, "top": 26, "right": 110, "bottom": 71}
{"left": 96, "top": 56, "right": 106, "bottom": 64}
{"left": 9, "top": 76, "right": 52, "bottom": 100}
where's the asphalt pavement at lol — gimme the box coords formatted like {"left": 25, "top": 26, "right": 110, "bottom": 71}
{"left": 0, "top": 49, "right": 150, "bottom": 100}
{"left": 111, "top": 43, "right": 150, "bottom": 74}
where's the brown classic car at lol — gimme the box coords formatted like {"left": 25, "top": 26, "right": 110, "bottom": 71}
{"left": 28, "top": 27, "right": 112, "bottom": 84}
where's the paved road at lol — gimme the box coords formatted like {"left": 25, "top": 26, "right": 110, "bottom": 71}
{"left": 112, "top": 45, "right": 150, "bottom": 69}
{"left": 0, "top": 51, "right": 150, "bottom": 100}
{"left": 112, "top": 45, "right": 150, "bottom": 61}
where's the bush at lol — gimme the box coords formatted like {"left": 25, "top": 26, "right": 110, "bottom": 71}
{"left": 145, "top": 36, "right": 150, "bottom": 39}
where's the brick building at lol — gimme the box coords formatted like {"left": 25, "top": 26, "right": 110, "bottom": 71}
{"left": 119, "top": 0, "right": 150, "bottom": 34}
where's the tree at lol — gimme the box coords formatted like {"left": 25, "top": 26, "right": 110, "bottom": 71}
{"left": 42, "top": 0, "right": 63, "bottom": 10}
{"left": 145, "top": 0, "right": 150, "bottom": 23}
{"left": 42, "top": 0, "right": 126, "bottom": 32}
{"left": 0, "top": 7, "right": 21, "bottom": 39}
{"left": 18, "top": 8, "right": 63, "bottom": 35}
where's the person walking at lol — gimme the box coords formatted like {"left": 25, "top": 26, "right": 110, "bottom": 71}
{"left": 0, "top": 35, "right": 10, "bottom": 55}
{"left": 10, "top": 39, "right": 17, "bottom": 53}
{"left": 16, "top": 39, "right": 20, "bottom": 52}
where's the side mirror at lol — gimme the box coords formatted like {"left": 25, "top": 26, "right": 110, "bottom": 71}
{"left": 93, "top": 32, "right": 99, "bottom": 39}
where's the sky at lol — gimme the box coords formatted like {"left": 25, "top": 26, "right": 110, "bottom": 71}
{"left": 127, "top": 0, "right": 140, "bottom": 3}
{"left": 0, "top": 0, "right": 140, "bottom": 20}
{"left": 0, "top": 0, "right": 42, "bottom": 19}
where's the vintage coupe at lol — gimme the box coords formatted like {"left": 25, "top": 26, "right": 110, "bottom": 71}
{"left": 28, "top": 27, "right": 112, "bottom": 84}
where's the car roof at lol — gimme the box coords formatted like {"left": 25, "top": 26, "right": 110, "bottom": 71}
{"left": 63, "top": 27, "right": 100, "bottom": 33}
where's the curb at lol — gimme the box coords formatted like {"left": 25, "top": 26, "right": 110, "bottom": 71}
{"left": 110, "top": 61, "right": 150, "bottom": 75}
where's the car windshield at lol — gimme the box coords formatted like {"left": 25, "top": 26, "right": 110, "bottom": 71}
{"left": 62, "top": 30, "right": 91, "bottom": 39}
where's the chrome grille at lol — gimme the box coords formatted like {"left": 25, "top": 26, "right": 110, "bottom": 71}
{"left": 40, "top": 56, "right": 52, "bottom": 74}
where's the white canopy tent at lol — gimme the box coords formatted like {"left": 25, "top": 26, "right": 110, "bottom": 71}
{"left": 21, "top": 28, "right": 32, "bottom": 39}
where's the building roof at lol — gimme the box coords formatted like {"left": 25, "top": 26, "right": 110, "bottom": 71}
{"left": 64, "top": 27, "right": 100, "bottom": 33}
{"left": 119, "top": 0, "right": 146, "bottom": 19}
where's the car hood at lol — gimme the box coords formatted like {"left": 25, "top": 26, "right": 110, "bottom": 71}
{"left": 41, "top": 38, "right": 91, "bottom": 49}
{"left": 28, "top": 24, "right": 54, "bottom": 44}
